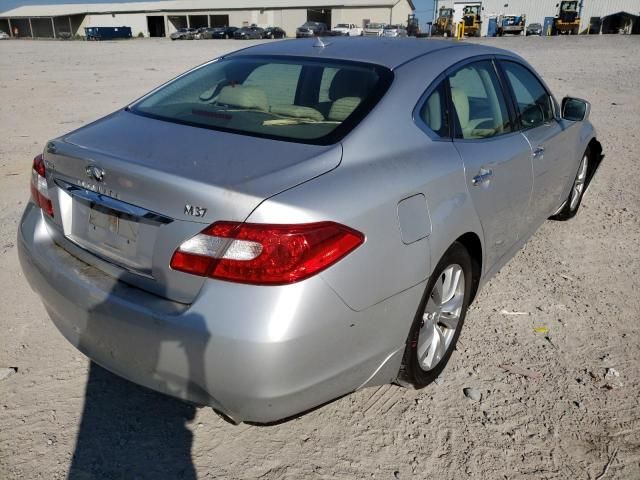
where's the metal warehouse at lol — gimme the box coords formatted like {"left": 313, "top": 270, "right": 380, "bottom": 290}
{"left": 0, "top": 0, "right": 414, "bottom": 38}
{"left": 434, "top": 0, "right": 640, "bottom": 35}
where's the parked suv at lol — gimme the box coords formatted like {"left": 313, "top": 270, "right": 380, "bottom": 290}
{"left": 296, "top": 21, "right": 328, "bottom": 38}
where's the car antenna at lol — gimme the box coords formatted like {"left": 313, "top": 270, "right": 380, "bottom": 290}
{"left": 313, "top": 37, "right": 330, "bottom": 48}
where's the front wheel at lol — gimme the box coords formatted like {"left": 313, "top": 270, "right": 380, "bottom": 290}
{"left": 399, "top": 242, "right": 473, "bottom": 388}
{"left": 550, "top": 150, "right": 590, "bottom": 221}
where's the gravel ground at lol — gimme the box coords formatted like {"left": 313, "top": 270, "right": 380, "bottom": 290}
{"left": 0, "top": 36, "right": 639, "bottom": 479}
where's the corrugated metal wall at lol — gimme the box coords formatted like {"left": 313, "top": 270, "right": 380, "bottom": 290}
{"left": 434, "top": 0, "right": 640, "bottom": 32}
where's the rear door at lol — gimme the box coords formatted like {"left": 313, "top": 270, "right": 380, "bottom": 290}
{"left": 448, "top": 59, "right": 533, "bottom": 270}
{"left": 498, "top": 60, "right": 572, "bottom": 224}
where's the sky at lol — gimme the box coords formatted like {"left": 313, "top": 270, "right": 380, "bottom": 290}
{"left": 412, "top": 0, "right": 436, "bottom": 27}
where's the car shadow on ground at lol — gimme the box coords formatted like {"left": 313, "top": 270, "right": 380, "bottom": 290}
{"left": 66, "top": 271, "right": 211, "bottom": 480}
{"left": 68, "top": 363, "right": 198, "bottom": 480}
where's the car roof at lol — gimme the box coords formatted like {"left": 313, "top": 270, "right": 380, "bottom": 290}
{"left": 228, "top": 37, "right": 517, "bottom": 70}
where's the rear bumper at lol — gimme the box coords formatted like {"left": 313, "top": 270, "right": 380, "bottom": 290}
{"left": 18, "top": 203, "right": 419, "bottom": 422}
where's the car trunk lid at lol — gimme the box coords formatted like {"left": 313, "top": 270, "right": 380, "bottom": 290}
{"left": 44, "top": 110, "right": 341, "bottom": 303}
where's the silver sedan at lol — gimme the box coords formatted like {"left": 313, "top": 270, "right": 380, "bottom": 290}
{"left": 18, "top": 38, "right": 602, "bottom": 423}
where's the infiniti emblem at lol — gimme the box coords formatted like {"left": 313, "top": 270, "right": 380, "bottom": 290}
{"left": 85, "top": 165, "right": 105, "bottom": 183}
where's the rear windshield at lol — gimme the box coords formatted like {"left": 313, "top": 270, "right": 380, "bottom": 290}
{"left": 131, "top": 55, "right": 392, "bottom": 145}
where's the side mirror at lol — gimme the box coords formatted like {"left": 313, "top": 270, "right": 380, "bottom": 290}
{"left": 562, "top": 96, "right": 590, "bottom": 121}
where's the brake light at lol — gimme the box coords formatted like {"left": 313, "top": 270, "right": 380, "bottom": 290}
{"left": 30, "top": 154, "right": 53, "bottom": 217}
{"left": 170, "top": 221, "right": 364, "bottom": 285}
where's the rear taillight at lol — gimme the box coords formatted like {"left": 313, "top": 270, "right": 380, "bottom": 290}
{"left": 30, "top": 154, "right": 53, "bottom": 217}
{"left": 170, "top": 221, "right": 364, "bottom": 285}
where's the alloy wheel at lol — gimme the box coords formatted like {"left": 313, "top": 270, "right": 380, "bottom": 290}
{"left": 570, "top": 154, "right": 589, "bottom": 211}
{"left": 417, "top": 264, "right": 465, "bottom": 371}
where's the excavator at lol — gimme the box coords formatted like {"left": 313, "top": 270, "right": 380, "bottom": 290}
{"left": 462, "top": 5, "right": 482, "bottom": 37}
{"left": 554, "top": 0, "right": 580, "bottom": 35}
{"left": 434, "top": 6, "right": 454, "bottom": 36}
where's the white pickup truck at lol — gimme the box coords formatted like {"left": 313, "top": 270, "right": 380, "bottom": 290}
{"left": 332, "top": 23, "right": 363, "bottom": 36}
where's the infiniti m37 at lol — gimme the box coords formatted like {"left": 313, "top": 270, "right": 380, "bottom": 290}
{"left": 18, "top": 38, "right": 602, "bottom": 423}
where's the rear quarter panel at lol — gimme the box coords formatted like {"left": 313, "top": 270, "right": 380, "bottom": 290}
{"left": 247, "top": 50, "right": 486, "bottom": 312}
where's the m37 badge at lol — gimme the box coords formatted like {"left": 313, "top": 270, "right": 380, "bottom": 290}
{"left": 184, "top": 204, "right": 207, "bottom": 218}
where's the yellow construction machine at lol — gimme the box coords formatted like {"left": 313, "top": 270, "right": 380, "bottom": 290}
{"left": 434, "top": 7, "right": 454, "bottom": 36}
{"left": 462, "top": 5, "right": 482, "bottom": 37}
{"left": 554, "top": 1, "right": 580, "bottom": 35}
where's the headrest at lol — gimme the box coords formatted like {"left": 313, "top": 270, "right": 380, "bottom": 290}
{"left": 328, "top": 97, "right": 362, "bottom": 121}
{"left": 329, "top": 70, "right": 372, "bottom": 101}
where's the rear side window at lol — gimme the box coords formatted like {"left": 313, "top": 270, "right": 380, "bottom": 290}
{"left": 132, "top": 56, "right": 392, "bottom": 145}
{"left": 419, "top": 82, "right": 449, "bottom": 138}
{"left": 501, "top": 61, "right": 554, "bottom": 128}
{"left": 448, "top": 61, "right": 512, "bottom": 140}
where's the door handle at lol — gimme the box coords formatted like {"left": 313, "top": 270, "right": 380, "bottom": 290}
{"left": 472, "top": 169, "right": 493, "bottom": 186}
{"left": 533, "top": 146, "right": 545, "bottom": 158}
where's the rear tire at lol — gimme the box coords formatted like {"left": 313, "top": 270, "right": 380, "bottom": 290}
{"left": 550, "top": 149, "right": 590, "bottom": 221}
{"left": 398, "top": 242, "right": 473, "bottom": 388}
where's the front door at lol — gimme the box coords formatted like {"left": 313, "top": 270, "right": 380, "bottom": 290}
{"left": 500, "top": 60, "right": 571, "bottom": 224}
{"left": 448, "top": 60, "right": 534, "bottom": 270}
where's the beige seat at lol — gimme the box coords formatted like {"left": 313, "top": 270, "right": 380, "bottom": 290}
{"left": 424, "top": 89, "right": 442, "bottom": 132}
{"left": 217, "top": 85, "right": 269, "bottom": 111}
{"left": 450, "top": 87, "right": 494, "bottom": 138}
{"left": 328, "top": 97, "right": 362, "bottom": 121}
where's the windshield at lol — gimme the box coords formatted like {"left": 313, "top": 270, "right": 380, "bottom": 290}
{"left": 131, "top": 56, "right": 392, "bottom": 145}
{"left": 336, "top": 24, "right": 349, "bottom": 28}
{"left": 367, "top": 23, "right": 385, "bottom": 29}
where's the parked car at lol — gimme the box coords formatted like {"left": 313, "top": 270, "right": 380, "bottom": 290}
{"left": 18, "top": 38, "right": 602, "bottom": 424}
{"left": 193, "top": 27, "right": 209, "bottom": 40}
{"left": 382, "top": 25, "right": 408, "bottom": 37}
{"left": 201, "top": 26, "right": 238, "bottom": 39}
{"left": 296, "top": 21, "right": 328, "bottom": 38}
{"left": 262, "top": 26, "right": 286, "bottom": 39}
{"left": 170, "top": 27, "right": 197, "bottom": 40}
{"left": 233, "top": 26, "right": 264, "bottom": 39}
{"left": 0, "top": 31, "right": 10, "bottom": 40}
{"left": 332, "top": 23, "right": 363, "bottom": 36}
{"left": 526, "top": 22, "right": 543, "bottom": 35}
{"left": 363, "top": 22, "right": 387, "bottom": 36}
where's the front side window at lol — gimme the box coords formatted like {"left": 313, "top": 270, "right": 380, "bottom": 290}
{"left": 419, "top": 82, "right": 449, "bottom": 138}
{"left": 501, "top": 61, "right": 554, "bottom": 129}
{"left": 132, "top": 56, "right": 392, "bottom": 144}
{"left": 448, "top": 61, "right": 512, "bottom": 140}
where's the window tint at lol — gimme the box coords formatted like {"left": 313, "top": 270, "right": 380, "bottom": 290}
{"left": 448, "top": 61, "right": 512, "bottom": 139}
{"left": 502, "top": 61, "right": 554, "bottom": 129}
{"left": 132, "top": 57, "right": 392, "bottom": 144}
{"left": 419, "top": 82, "right": 449, "bottom": 138}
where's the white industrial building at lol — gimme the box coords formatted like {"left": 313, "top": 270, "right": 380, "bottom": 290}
{"left": 434, "top": 0, "right": 640, "bottom": 35}
{"left": 0, "top": 0, "right": 414, "bottom": 38}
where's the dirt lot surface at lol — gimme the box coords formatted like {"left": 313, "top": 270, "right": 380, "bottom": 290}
{"left": 1, "top": 36, "right": 639, "bottom": 479}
